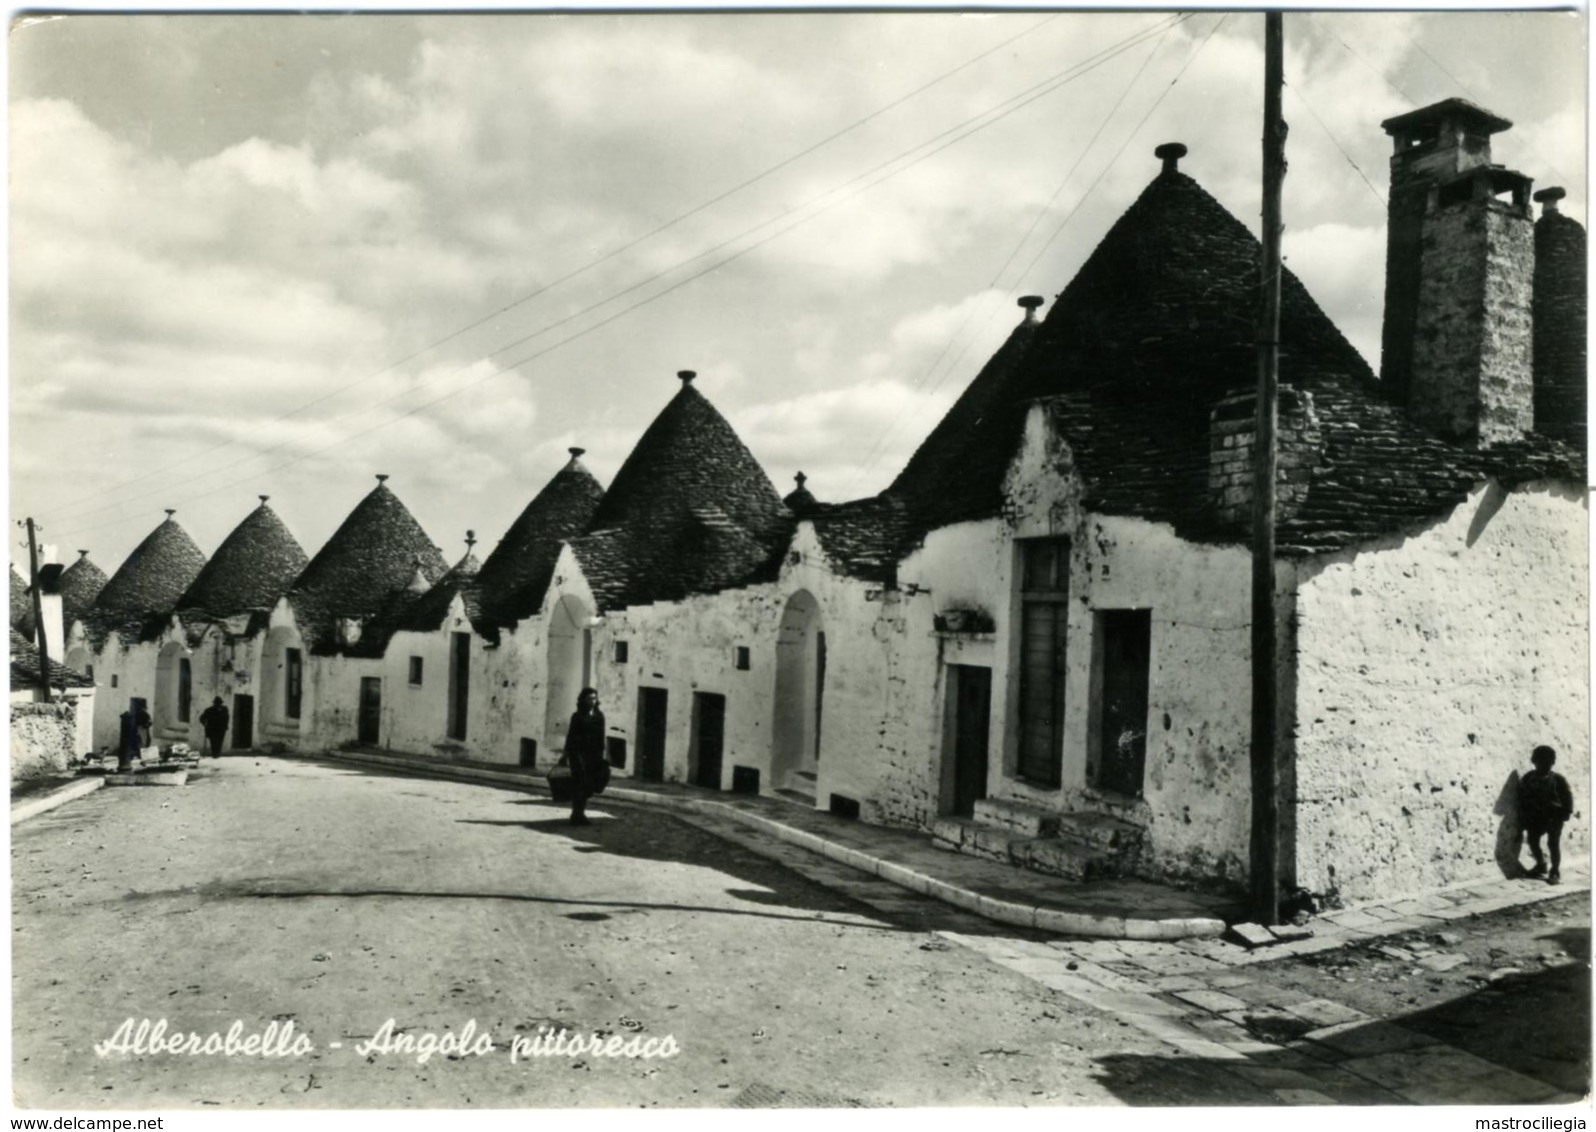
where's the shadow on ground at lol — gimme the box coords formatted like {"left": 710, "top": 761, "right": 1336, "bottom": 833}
{"left": 1090, "top": 957, "right": 1588, "bottom": 1106}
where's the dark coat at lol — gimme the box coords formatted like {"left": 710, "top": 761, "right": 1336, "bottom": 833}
{"left": 119, "top": 711, "right": 145, "bottom": 756}
{"left": 200, "top": 703, "right": 229, "bottom": 737}
{"left": 1520, "top": 769, "right": 1575, "bottom": 827}
{"left": 564, "top": 708, "right": 607, "bottom": 793}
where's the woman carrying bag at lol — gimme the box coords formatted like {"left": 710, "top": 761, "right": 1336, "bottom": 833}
{"left": 563, "top": 687, "right": 607, "bottom": 826}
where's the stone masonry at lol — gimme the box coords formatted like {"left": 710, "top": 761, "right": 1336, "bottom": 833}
{"left": 1209, "top": 385, "right": 1323, "bottom": 528}
{"left": 1410, "top": 191, "right": 1535, "bottom": 446}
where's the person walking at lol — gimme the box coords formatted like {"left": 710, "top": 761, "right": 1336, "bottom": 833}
{"left": 1520, "top": 744, "right": 1575, "bottom": 885}
{"left": 563, "top": 688, "right": 606, "bottom": 826}
{"left": 199, "top": 696, "right": 230, "bottom": 758}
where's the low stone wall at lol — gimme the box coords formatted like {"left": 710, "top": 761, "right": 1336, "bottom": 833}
{"left": 11, "top": 701, "right": 79, "bottom": 786}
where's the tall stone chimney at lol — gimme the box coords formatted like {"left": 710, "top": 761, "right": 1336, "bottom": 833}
{"left": 1379, "top": 99, "right": 1535, "bottom": 446}
{"left": 1532, "top": 187, "right": 1587, "bottom": 452}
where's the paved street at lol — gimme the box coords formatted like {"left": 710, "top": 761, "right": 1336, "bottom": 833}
{"left": 12, "top": 757, "right": 1590, "bottom": 1109}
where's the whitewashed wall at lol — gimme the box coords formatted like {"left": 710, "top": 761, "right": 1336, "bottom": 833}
{"left": 1292, "top": 480, "right": 1590, "bottom": 901}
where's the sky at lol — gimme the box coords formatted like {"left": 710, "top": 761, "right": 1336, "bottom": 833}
{"left": 7, "top": 10, "right": 1587, "bottom": 576}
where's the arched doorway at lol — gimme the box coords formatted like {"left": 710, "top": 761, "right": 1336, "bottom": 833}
{"left": 544, "top": 595, "right": 593, "bottom": 753}
{"left": 64, "top": 645, "right": 92, "bottom": 683}
{"left": 153, "top": 642, "right": 191, "bottom": 741}
{"left": 261, "top": 626, "right": 305, "bottom": 732}
{"left": 772, "top": 590, "right": 824, "bottom": 793}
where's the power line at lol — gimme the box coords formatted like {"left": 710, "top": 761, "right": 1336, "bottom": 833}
{"left": 1284, "top": 79, "right": 1386, "bottom": 207}
{"left": 49, "top": 16, "right": 1192, "bottom": 543}
{"left": 38, "top": 11, "right": 1068, "bottom": 521}
{"left": 843, "top": 17, "right": 1186, "bottom": 495}
{"left": 47, "top": 13, "right": 1185, "bottom": 533}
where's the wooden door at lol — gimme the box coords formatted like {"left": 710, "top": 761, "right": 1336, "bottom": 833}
{"left": 447, "top": 632, "right": 470, "bottom": 740}
{"left": 232, "top": 695, "right": 254, "bottom": 749}
{"left": 951, "top": 666, "right": 991, "bottom": 818}
{"left": 1095, "top": 610, "right": 1152, "bottom": 798}
{"left": 358, "top": 677, "right": 382, "bottom": 745}
{"left": 692, "top": 693, "right": 725, "bottom": 790}
{"left": 637, "top": 687, "right": 668, "bottom": 783}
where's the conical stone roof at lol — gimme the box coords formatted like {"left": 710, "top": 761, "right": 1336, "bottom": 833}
{"left": 86, "top": 514, "right": 207, "bottom": 645}
{"left": 11, "top": 568, "right": 34, "bottom": 638}
{"left": 288, "top": 479, "right": 447, "bottom": 653}
{"left": 177, "top": 500, "right": 308, "bottom": 621}
{"left": 59, "top": 552, "right": 109, "bottom": 632}
{"left": 476, "top": 451, "right": 604, "bottom": 630}
{"left": 873, "top": 155, "right": 1580, "bottom": 559}
{"left": 572, "top": 376, "right": 791, "bottom": 611}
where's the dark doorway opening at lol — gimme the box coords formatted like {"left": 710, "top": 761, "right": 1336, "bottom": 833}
{"left": 949, "top": 665, "right": 991, "bottom": 818}
{"left": 1017, "top": 537, "right": 1069, "bottom": 787}
{"left": 636, "top": 687, "right": 668, "bottom": 783}
{"left": 447, "top": 631, "right": 470, "bottom": 741}
{"left": 691, "top": 692, "right": 726, "bottom": 790}
{"left": 232, "top": 694, "right": 254, "bottom": 750}
{"left": 1093, "top": 609, "right": 1152, "bottom": 798}
{"left": 358, "top": 677, "right": 382, "bottom": 745}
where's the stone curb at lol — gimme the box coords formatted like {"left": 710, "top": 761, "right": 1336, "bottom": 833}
{"left": 290, "top": 750, "right": 1226, "bottom": 941}
{"left": 10, "top": 776, "right": 104, "bottom": 825}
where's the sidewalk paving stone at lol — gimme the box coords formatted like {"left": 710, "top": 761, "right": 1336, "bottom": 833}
{"left": 1306, "top": 1021, "right": 1440, "bottom": 1058}
{"left": 1171, "top": 987, "right": 1251, "bottom": 1013}
{"left": 1272, "top": 1088, "right": 1338, "bottom": 1105}
{"left": 1285, "top": 998, "right": 1369, "bottom": 1028}
{"left": 1084, "top": 991, "right": 1193, "bottom": 1018}
{"left": 1224, "top": 982, "right": 1314, "bottom": 1009}
{"left": 1340, "top": 1046, "right": 1562, "bottom": 1105}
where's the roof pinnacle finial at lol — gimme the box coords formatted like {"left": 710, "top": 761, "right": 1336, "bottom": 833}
{"left": 375, "top": 473, "right": 389, "bottom": 484}
{"left": 1018, "top": 295, "right": 1044, "bottom": 324}
{"left": 259, "top": 494, "right": 270, "bottom": 506}
{"left": 568, "top": 446, "right": 586, "bottom": 459}
{"left": 465, "top": 530, "right": 476, "bottom": 551}
{"left": 1154, "top": 142, "right": 1188, "bottom": 174}
{"left": 164, "top": 509, "right": 176, "bottom": 520}
{"left": 677, "top": 369, "right": 696, "bottom": 385}
{"left": 1534, "top": 186, "right": 1566, "bottom": 215}
{"left": 77, "top": 549, "right": 89, "bottom": 561}
{"left": 795, "top": 471, "right": 807, "bottom": 489}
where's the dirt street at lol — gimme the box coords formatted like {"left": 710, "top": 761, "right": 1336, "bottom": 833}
{"left": 14, "top": 758, "right": 1189, "bottom": 1109}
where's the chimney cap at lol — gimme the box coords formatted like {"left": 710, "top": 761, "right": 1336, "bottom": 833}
{"left": 568, "top": 446, "right": 586, "bottom": 459}
{"left": 1155, "top": 142, "right": 1188, "bottom": 172}
{"left": 1534, "top": 186, "right": 1567, "bottom": 211}
{"left": 1381, "top": 97, "right": 1512, "bottom": 138}
{"left": 677, "top": 370, "right": 696, "bottom": 384}
{"left": 1018, "top": 295, "right": 1044, "bottom": 323}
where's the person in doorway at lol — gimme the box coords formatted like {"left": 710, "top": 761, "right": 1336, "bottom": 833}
{"left": 563, "top": 687, "right": 606, "bottom": 826}
{"left": 117, "top": 707, "right": 148, "bottom": 772}
{"left": 200, "top": 697, "right": 230, "bottom": 758}
{"left": 1519, "top": 744, "right": 1574, "bottom": 885}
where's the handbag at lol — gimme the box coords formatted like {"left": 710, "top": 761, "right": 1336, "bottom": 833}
{"left": 545, "top": 763, "right": 576, "bottom": 803}
{"left": 589, "top": 758, "right": 612, "bottom": 795}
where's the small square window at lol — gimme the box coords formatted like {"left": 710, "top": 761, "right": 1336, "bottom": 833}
{"left": 409, "top": 656, "right": 424, "bottom": 685}
{"left": 613, "top": 641, "right": 629, "bottom": 663}
{"left": 111, "top": 674, "right": 118, "bottom": 688}
{"left": 734, "top": 646, "right": 751, "bottom": 671}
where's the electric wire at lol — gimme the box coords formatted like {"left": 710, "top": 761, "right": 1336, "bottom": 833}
{"left": 48, "top": 16, "right": 1191, "bottom": 542}
{"left": 38, "top": 11, "right": 1067, "bottom": 519}
{"left": 842, "top": 17, "right": 1184, "bottom": 496}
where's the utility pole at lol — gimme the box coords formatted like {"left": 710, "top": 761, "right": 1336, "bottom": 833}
{"left": 21, "top": 518, "right": 52, "bottom": 703}
{"left": 1251, "top": 11, "right": 1286, "bottom": 925}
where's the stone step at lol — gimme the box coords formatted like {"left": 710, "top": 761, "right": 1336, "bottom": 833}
{"left": 930, "top": 816, "right": 1134, "bottom": 881}
{"left": 971, "top": 797, "right": 1061, "bottom": 839}
{"left": 1056, "top": 810, "right": 1146, "bottom": 854}
{"left": 775, "top": 787, "right": 817, "bottom": 809}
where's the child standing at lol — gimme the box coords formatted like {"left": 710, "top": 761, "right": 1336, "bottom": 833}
{"left": 1519, "top": 745, "right": 1574, "bottom": 885}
